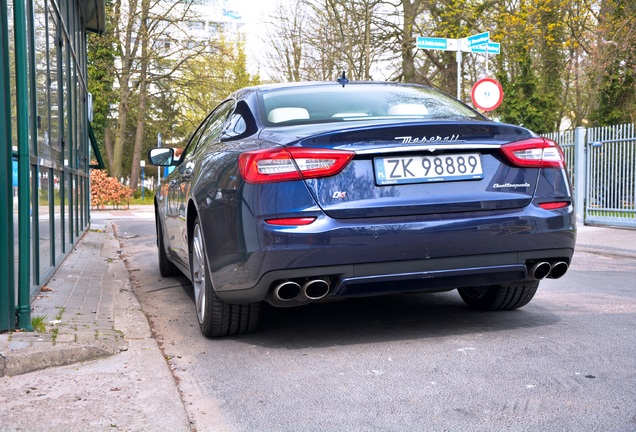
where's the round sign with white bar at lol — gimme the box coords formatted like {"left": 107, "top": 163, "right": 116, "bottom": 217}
{"left": 471, "top": 77, "right": 504, "bottom": 111}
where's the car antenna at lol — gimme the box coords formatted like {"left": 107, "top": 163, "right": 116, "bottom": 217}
{"left": 336, "top": 70, "right": 349, "bottom": 87}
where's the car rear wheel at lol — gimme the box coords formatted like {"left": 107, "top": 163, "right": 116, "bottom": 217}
{"left": 191, "top": 217, "right": 261, "bottom": 337}
{"left": 457, "top": 281, "right": 539, "bottom": 311}
{"left": 157, "top": 216, "right": 179, "bottom": 277}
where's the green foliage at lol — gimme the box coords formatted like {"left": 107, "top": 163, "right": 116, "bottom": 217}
{"left": 492, "top": 0, "right": 566, "bottom": 133}
{"left": 176, "top": 37, "right": 260, "bottom": 142}
{"left": 496, "top": 54, "right": 557, "bottom": 133}
{"left": 87, "top": 3, "right": 261, "bottom": 180}
{"left": 87, "top": 0, "right": 118, "bottom": 172}
{"left": 589, "top": 0, "right": 636, "bottom": 125}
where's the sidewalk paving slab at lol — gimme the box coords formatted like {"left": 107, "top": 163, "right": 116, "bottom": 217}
{"left": 0, "top": 218, "right": 191, "bottom": 431}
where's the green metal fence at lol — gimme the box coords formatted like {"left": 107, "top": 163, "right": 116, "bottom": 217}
{"left": 0, "top": 0, "right": 15, "bottom": 331}
{"left": 1, "top": 0, "right": 102, "bottom": 332}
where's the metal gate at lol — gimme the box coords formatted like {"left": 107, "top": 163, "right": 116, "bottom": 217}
{"left": 586, "top": 124, "right": 636, "bottom": 227}
{"left": 545, "top": 129, "right": 575, "bottom": 183}
{"left": 546, "top": 123, "right": 636, "bottom": 228}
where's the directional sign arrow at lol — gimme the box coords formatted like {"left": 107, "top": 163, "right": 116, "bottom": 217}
{"left": 467, "top": 31, "right": 489, "bottom": 49}
{"left": 417, "top": 37, "right": 449, "bottom": 51}
{"left": 471, "top": 42, "right": 501, "bottom": 55}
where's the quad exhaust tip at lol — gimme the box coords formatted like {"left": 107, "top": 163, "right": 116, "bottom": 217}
{"left": 303, "top": 279, "right": 330, "bottom": 300}
{"left": 530, "top": 262, "right": 552, "bottom": 280}
{"left": 528, "top": 260, "right": 569, "bottom": 280}
{"left": 548, "top": 261, "right": 568, "bottom": 279}
{"left": 272, "top": 278, "right": 331, "bottom": 302}
{"left": 273, "top": 281, "right": 302, "bottom": 301}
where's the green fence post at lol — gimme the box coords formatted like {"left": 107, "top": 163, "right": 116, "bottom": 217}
{"left": 0, "top": 0, "right": 15, "bottom": 331}
{"left": 574, "top": 126, "right": 587, "bottom": 226}
{"left": 14, "top": 0, "right": 33, "bottom": 330}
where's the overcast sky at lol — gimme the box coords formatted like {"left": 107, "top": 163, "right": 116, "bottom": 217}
{"left": 225, "top": 0, "right": 276, "bottom": 78}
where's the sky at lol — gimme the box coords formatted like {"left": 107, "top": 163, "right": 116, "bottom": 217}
{"left": 224, "top": 0, "right": 277, "bottom": 78}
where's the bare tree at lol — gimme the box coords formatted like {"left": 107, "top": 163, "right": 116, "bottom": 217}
{"left": 108, "top": 0, "right": 229, "bottom": 185}
{"left": 263, "top": 0, "right": 308, "bottom": 82}
{"left": 305, "top": 0, "right": 387, "bottom": 80}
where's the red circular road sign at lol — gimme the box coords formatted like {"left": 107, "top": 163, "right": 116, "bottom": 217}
{"left": 471, "top": 77, "right": 504, "bottom": 111}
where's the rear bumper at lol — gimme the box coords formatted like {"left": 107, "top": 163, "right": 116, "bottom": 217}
{"left": 215, "top": 247, "right": 573, "bottom": 305}
{"left": 209, "top": 206, "right": 575, "bottom": 305}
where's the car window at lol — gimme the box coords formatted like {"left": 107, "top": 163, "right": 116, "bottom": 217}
{"left": 220, "top": 113, "right": 247, "bottom": 140}
{"left": 180, "top": 112, "right": 214, "bottom": 162}
{"left": 196, "top": 100, "right": 236, "bottom": 149}
{"left": 259, "top": 84, "right": 483, "bottom": 126}
{"left": 179, "top": 100, "right": 236, "bottom": 162}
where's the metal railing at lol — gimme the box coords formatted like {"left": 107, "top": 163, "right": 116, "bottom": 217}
{"left": 545, "top": 123, "right": 636, "bottom": 228}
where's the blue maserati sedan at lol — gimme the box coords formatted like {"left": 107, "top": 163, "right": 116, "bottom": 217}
{"left": 148, "top": 81, "right": 575, "bottom": 337}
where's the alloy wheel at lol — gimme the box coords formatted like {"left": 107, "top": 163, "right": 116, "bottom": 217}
{"left": 191, "top": 222, "right": 207, "bottom": 325}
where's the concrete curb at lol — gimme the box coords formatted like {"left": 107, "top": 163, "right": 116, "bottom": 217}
{"left": 0, "top": 342, "right": 119, "bottom": 377}
{"left": 575, "top": 244, "right": 636, "bottom": 260}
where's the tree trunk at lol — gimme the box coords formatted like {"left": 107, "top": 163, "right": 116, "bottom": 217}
{"left": 103, "top": 126, "right": 114, "bottom": 170}
{"left": 401, "top": 0, "right": 422, "bottom": 82}
{"left": 111, "top": 77, "right": 129, "bottom": 180}
{"left": 129, "top": 0, "right": 150, "bottom": 191}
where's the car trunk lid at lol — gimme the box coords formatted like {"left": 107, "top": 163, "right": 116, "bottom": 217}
{"left": 290, "top": 121, "right": 541, "bottom": 219}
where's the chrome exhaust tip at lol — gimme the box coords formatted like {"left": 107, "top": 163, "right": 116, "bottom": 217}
{"left": 273, "top": 281, "right": 302, "bottom": 301}
{"left": 548, "top": 261, "right": 568, "bottom": 279}
{"left": 530, "top": 262, "right": 552, "bottom": 280}
{"left": 302, "top": 279, "right": 330, "bottom": 301}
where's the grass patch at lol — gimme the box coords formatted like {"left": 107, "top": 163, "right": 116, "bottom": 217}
{"left": 54, "top": 306, "right": 66, "bottom": 321}
{"left": 587, "top": 210, "right": 635, "bottom": 219}
{"left": 31, "top": 315, "right": 47, "bottom": 333}
{"left": 129, "top": 195, "right": 154, "bottom": 205}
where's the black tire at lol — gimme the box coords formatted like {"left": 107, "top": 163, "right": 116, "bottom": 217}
{"left": 157, "top": 216, "right": 179, "bottom": 277}
{"left": 457, "top": 281, "right": 539, "bottom": 311}
{"left": 191, "top": 217, "right": 261, "bottom": 337}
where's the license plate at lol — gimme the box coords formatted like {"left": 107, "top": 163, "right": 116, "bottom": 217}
{"left": 374, "top": 153, "right": 484, "bottom": 185}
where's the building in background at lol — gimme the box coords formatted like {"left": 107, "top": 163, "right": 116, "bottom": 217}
{"left": 0, "top": 0, "right": 105, "bottom": 331}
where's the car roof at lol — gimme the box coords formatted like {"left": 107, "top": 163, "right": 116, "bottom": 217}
{"left": 245, "top": 81, "right": 432, "bottom": 93}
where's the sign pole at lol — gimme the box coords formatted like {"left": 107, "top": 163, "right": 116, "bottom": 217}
{"left": 157, "top": 132, "right": 162, "bottom": 186}
{"left": 417, "top": 32, "right": 500, "bottom": 102}
{"left": 486, "top": 44, "right": 489, "bottom": 76}
{"left": 456, "top": 50, "right": 462, "bottom": 100}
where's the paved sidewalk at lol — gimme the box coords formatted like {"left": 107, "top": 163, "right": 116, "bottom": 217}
{"left": 574, "top": 224, "right": 636, "bottom": 259}
{"left": 0, "top": 229, "right": 123, "bottom": 375}
{"left": 0, "top": 216, "right": 191, "bottom": 431}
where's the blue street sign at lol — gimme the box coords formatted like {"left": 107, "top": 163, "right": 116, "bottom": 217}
{"left": 12, "top": 158, "right": 18, "bottom": 187}
{"left": 417, "top": 37, "right": 449, "bottom": 51}
{"left": 467, "top": 31, "right": 489, "bottom": 48}
{"left": 471, "top": 41, "right": 500, "bottom": 54}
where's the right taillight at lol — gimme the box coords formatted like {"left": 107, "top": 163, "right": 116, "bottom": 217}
{"left": 500, "top": 138, "right": 565, "bottom": 168}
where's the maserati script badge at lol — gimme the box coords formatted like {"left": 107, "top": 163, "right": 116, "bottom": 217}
{"left": 395, "top": 135, "right": 464, "bottom": 144}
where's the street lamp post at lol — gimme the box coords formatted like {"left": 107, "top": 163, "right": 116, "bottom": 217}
{"left": 140, "top": 160, "right": 145, "bottom": 200}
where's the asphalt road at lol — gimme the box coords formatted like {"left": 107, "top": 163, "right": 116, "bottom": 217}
{"left": 112, "top": 215, "right": 636, "bottom": 432}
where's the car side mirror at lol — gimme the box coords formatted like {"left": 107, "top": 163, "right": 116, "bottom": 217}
{"left": 148, "top": 148, "right": 174, "bottom": 166}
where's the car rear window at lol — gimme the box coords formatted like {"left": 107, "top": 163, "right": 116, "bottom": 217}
{"left": 258, "top": 83, "right": 483, "bottom": 126}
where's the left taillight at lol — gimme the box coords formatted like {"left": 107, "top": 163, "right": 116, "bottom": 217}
{"left": 238, "top": 147, "right": 355, "bottom": 184}
{"left": 500, "top": 137, "right": 565, "bottom": 169}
